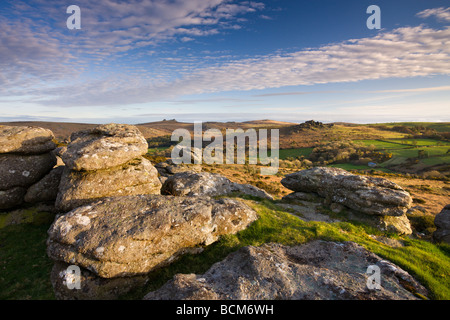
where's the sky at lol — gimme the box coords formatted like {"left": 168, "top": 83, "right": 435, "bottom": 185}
{"left": 0, "top": 0, "right": 449, "bottom": 124}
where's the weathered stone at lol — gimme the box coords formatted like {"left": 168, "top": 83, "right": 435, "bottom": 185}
{"left": 158, "top": 175, "right": 168, "bottom": 185}
{"left": 62, "top": 124, "right": 148, "bottom": 171}
{"left": 0, "top": 153, "right": 57, "bottom": 190}
{"left": 0, "top": 125, "right": 56, "bottom": 154}
{"left": 282, "top": 192, "right": 324, "bottom": 204}
{"left": 433, "top": 204, "right": 450, "bottom": 244}
{"left": 161, "top": 171, "right": 273, "bottom": 200}
{"left": 50, "top": 261, "right": 148, "bottom": 300}
{"left": 55, "top": 157, "right": 161, "bottom": 212}
{"left": 276, "top": 202, "right": 338, "bottom": 223}
{"left": 375, "top": 214, "right": 412, "bottom": 235}
{"left": 144, "top": 241, "right": 428, "bottom": 300}
{"left": 155, "top": 160, "right": 202, "bottom": 177}
{"left": 330, "top": 202, "right": 345, "bottom": 213}
{"left": 47, "top": 195, "right": 258, "bottom": 278}
{"left": 281, "top": 167, "right": 412, "bottom": 216}
{"left": 0, "top": 187, "right": 26, "bottom": 210}
{"left": 231, "top": 183, "right": 274, "bottom": 200}
{"left": 25, "top": 166, "right": 64, "bottom": 204}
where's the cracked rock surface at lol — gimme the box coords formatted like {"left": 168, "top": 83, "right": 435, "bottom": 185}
{"left": 144, "top": 240, "right": 428, "bottom": 300}
{"left": 47, "top": 194, "right": 258, "bottom": 279}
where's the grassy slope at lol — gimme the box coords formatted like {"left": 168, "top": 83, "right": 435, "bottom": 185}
{"left": 0, "top": 224, "right": 54, "bottom": 300}
{"left": 355, "top": 138, "right": 450, "bottom": 169}
{"left": 1, "top": 197, "right": 449, "bottom": 300}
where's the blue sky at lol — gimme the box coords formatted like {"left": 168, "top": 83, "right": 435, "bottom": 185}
{"left": 0, "top": 0, "right": 449, "bottom": 124}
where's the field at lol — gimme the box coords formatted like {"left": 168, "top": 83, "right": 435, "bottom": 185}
{"left": 354, "top": 138, "right": 450, "bottom": 172}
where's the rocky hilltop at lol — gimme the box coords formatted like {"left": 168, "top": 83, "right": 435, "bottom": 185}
{"left": 0, "top": 123, "right": 447, "bottom": 300}
{"left": 55, "top": 124, "right": 161, "bottom": 212}
{"left": 280, "top": 167, "right": 414, "bottom": 235}
{"left": 0, "top": 126, "right": 57, "bottom": 210}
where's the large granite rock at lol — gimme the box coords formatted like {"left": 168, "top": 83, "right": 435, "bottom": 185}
{"left": 55, "top": 158, "right": 161, "bottom": 212}
{"left": 47, "top": 195, "right": 258, "bottom": 278}
{"left": 281, "top": 167, "right": 412, "bottom": 216}
{"left": 0, "top": 125, "right": 56, "bottom": 154}
{"left": 144, "top": 240, "right": 428, "bottom": 300}
{"left": 62, "top": 124, "right": 148, "bottom": 171}
{"left": 24, "top": 166, "right": 65, "bottom": 204}
{"left": 0, "top": 187, "right": 27, "bottom": 211}
{"left": 161, "top": 171, "right": 273, "bottom": 200}
{"left": 0, "top": 125, "right": 58, "bottom": 210}
{"left": 50, "top": 261, "right": 149, "bottom": 300}
{"left": 155, "top": 160, "right": 202, "bottom": 177}
{"left": 0, "top": 153, "right": 57, "bottom": 190}
{"left": 433, "top": 204, "right": 450, "bottom": 244}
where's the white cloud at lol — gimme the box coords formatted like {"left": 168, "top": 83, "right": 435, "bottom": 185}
{"left": 1, "top": 4, "right": 450, "bottom": 113}
{"left": 0, "top": 19, "right": 79, "bottom": 94}
{"left": 4, "top": 0, "right": 265, "bottom": 56}
{"left": 417, "top": 7, "right": 450, "bottom": 22}
{"left": 374, "top": 85, "right": 450, "bottom": 93}
{"left": 180, "top": 37, "right": 194, "bottom": 42}
{"left": 0, "top": 0, "right": 266, "bottom": 97}
{"left": 24, "top": 24, "right": 450, "bottom": 107}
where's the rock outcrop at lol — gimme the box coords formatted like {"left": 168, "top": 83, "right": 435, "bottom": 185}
{"left": 433, "top": 204, "right": 450, "bottom": 244}
{"left": 0, "top": 153, "right": 57, "bottom": 191}
{"left": 281, "top": 167, "right": 412, "bottom": 216}
{"left": 50, "top": 261, "right": 149, "bottom": 300}
{"left": 0, "top": 125, "right": 56, "bottom": 154}
{"left": 24, "top": 166, "right": 64, "bottom": 204}
{"left": 55, "top": 124, "right": 161, "bottom": 212}
{"left": 56, "top": 158, "right": 161, "bottom": 212}
{"left": 144, "top": 240, "right": 428, "bottom": 300}
{"left": 281, "top": 167, "right": 413, "bottom": 234}
{"left": 0, "top": 125, "right": 57, "bottom": 210}
{"left": 154, "top": 147, "right": 203, "bottom": 180}
{"left": 155, "top": 160, "right": 202, "bottom": 178}
{"left": 161, "top": 171, "right": 273, "bottom": 200}
{"left": 47, "top": 194, "right": 258, "bottom": 279}
{"left": 61, "top": 123, "right": 148, "bottom": 171}
{"left": 0, "top": 187, "right": 27, "bottom": 211}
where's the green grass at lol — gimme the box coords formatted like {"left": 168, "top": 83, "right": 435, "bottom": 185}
{"left": 0, "top": 223, "right": 55, "bottom": 300}
{"left": 147, "top": 147, "right": 169, "bottom": 154}
{"left": 388, "top": 139, "right": 450, "bottom": 147}
{"left": 1, "top": 198, "right": 449, "bottom": 300}
{"left": 387, "top": 146, "right": 449, "bottom": 159}
{"left": 423, "top": 146, "right": 450, "bottom": 156}
{"left": 279, "top": 148, "right": 314, "bottom": 160}
{"left": 356, "top": 138, "right": 450, "bottom": 169}
{"left": 421, "top": 154, "right": 450, "bottom": 166}
{"left": 378, "top": 157, "right": 408, "bottom": 167}
{"left": 358, "top": 139, "right": 410, "bottom": 149}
